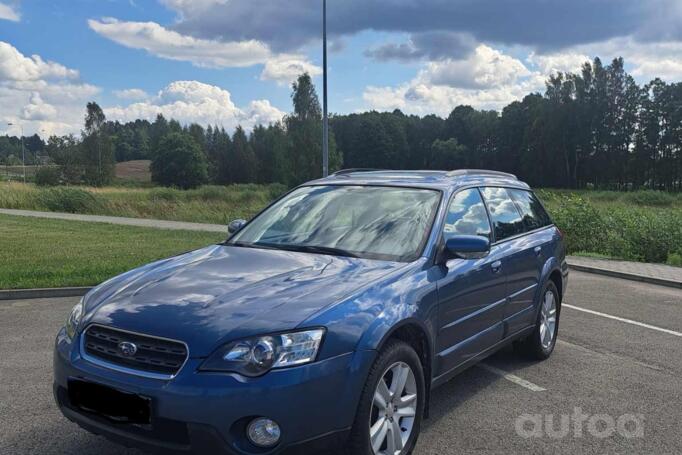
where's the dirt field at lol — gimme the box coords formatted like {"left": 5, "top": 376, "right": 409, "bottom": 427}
{"left": 114, "top": 160, "right": 151, "bottom": 182}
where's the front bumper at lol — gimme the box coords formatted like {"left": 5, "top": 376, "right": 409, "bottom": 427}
{"left": 53, "top": 328, "right": 375, "bottom": 454}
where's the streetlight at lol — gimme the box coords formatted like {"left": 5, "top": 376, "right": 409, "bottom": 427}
{"left": 322, "top": 0, "right": 329, "bottom": 177}
{"left": 7, "top": 122, "right": 25, "bottom": 183}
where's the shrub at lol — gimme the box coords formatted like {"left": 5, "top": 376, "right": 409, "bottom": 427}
{"left": 667, "top": 253, "right": 682, "bottom": 267}
{"left": 34, "top": 167, "right": 61, "bottom": 186}
{"left": 267, "top": 183, "right": 288, "bottom": 200}
{"left": 37, "top": 187, "right": 106, "bottom": 213}
{"left": 624, "top": 190, "right": 675, "bottom": 207}
{"left": 549, "top": 194, "right": 608, "bottom": 254}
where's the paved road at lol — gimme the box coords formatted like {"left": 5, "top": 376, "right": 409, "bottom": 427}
{"left": 0, "top": 209, "right": 227, "bottom": 233}
{"left": 1, "top": 271, "right": 680, "bottom": 454}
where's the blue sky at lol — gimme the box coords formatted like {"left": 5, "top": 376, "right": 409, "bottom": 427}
{"left": 2, "top": 0, "right": 682, "bottom": 137}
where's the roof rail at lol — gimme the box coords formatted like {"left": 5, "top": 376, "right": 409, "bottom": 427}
{"left": 446, "top": 169, "right": 518, "bottom": 180}
{"left": 332, "top": 168, "right": 384, "bottom": 176}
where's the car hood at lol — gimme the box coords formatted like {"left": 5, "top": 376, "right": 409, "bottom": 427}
{"left": 82, "top": 244, "right": 404, "bottom": 356}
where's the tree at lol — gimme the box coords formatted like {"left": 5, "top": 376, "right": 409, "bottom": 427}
{"left": 151, "top": 132, "right": 208, "bottom": 189}
{"left": 231, "top": 126, "right": 257, "bottom": 183}
{"left": 286, "top": 73, "right": 341, "bottom": 184}
{"left": 46, "top": 135, "right": 82, "bottom": 183}
{"left": 81, "top": 102, "right": 115, "bottom": 185}
{"left": 430, "top": 138, "right": 469, "bottom": 170}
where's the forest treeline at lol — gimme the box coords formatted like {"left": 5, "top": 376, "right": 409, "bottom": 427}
{"left": 2, "top": 57, "right": 681, "bottom": 190}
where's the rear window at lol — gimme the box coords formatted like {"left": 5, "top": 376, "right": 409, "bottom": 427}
{"left": 480, "top": 187, "right": 525, "bottom": 241}
{"left": 508, "top": 189, "right": 552, "bottom": 231}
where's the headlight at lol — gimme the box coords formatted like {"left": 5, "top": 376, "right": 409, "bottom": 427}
{"left": 199, "top": 329, "right": 325, "bottom": 377}
{"left": 65, "top": 298, "right": 84, "bottom": 340}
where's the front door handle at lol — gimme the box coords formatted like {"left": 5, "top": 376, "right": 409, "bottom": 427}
{"left": 534, "top": 246, "right": 542, "bottom": 256}
{"left": 491, "top": 260, "right": 502, "bottom": 273}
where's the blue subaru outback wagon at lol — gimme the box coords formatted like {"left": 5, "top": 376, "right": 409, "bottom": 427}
{"left": 54, "top": 169, "right": 568, "bottom": 455}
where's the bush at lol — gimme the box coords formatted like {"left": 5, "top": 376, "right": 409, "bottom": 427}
{"left": 34, "top": 167, "right": 61, "bottom": 186}
{"left": 667, "top": 253, "right": 682, "bottom": 267}
{"left": 37, "top": 187, "right": 106, "bottom": 213}
{"left": 624, "top": 190, "right": 675, "bottom": 207}
{"left": 151, "top": 133, "right": 208, "bottom": 189}
{"left": 542, "top": 192, "right": 682, "bottom": 264}
{"left": 548, "top": 194, "right": 608, "bottom": 254}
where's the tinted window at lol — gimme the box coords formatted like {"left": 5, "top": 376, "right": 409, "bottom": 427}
{"left": 481, "top": 187, "right": 525, "bottom": 241}
{"left": 443, "top": 189, "right": 492, "bottom": 241}
{"left": 508, "top": 189, "right": 552, "bottom": 231}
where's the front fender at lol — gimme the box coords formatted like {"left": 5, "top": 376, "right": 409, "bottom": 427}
{"left": 303, "top": 260, "right": 439, "bottom": 361}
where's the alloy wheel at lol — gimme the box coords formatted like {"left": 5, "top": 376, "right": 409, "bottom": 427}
{"left": 369, "top": 361, "right": 417, "bottom": 455}
{"left": 539, "top": 289, "right": 557, "bottom": 350}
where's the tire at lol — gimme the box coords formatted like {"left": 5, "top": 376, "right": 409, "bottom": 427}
{"left": 344, "top": 340, "right": 426, "bottom": 455}
{"left": 515, "top": 281, "right": 560, "bottom": 360}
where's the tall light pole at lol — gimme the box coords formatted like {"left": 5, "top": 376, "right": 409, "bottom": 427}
{"left": 7, "top": 122, "right": 25, "bottom": 183}
{"left": 322, "top": 0, "right": 329, "bottom": 177}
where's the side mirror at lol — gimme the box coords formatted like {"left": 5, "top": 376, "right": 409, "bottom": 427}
{"left": 444, "top": 235, "right": 490, "bottom": 258}
{"left": 227, "top": 219, "right": 246, "bottom": 235}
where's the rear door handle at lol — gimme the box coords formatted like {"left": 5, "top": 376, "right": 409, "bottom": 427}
{"left": 491, "top": 260, "right": 502, "bottom": 273}
{"left": 534, "top": 246, "right": 542, "bottom": 256}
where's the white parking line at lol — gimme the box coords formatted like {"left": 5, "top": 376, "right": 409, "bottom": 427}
{"left": 478, "top": 363, "right": 546, "bottom": 392}
{"left": 563, "top": 303, "right": 682, "bottom": 338}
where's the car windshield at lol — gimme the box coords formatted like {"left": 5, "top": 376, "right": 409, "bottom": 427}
{"left": 228, "top": 185, "right": 441, "bottom": 262}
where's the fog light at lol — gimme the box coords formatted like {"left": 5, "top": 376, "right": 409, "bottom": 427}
{"left": 247, "top": 418, "right": 281, "bottom": 447}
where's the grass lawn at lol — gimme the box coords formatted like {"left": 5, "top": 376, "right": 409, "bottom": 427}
{"left": 0, "top": 214, "right": 224, "bottom": 289}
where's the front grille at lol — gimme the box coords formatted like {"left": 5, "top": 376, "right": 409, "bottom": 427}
{"left": 83, "top": 325, "right": 188, "bottom": 377}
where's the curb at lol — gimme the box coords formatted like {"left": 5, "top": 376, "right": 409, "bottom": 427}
{"left": 568, "top": 264, "right": 682, "bottom": 289}
{"left": 0, "top": 287, "right": 92, "bottom": 301}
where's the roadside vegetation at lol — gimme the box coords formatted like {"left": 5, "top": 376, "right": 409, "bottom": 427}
{"left": 2, "top": 181, "right": 681, "bottom": 268}
{"left": 537, "top": 190, "right": 682, "bottom": 266}
{"left": 0, "top": 214, "right": 224, "bottom": 289}
{"left": 0, "top": 181, "right": 285, "bottom": 224}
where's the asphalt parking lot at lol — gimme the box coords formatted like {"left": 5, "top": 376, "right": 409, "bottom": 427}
{"left": 1, "top": 270, "right": 680, "bottom": 454}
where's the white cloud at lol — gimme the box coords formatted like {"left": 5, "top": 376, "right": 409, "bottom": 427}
{"left": 113, "top": 88, "right": 149, "bottom": 100}
{"left": 363, "top": 44, "right": 544, "bottom": 115}
{"left": 260, "top": 55, "right": 323, "bottom": 85}
{"left": 0, "top": 41, "right": 79, "bottom": 81}
{"left": 21, "top": 93, "right": 57, "bottom": 121}
{"left": 88, "top": 17, "right": 320, "bottom": 84}
{"left": 0, "top": 41, "right": 98, "bottom": 136}
{"left": 421, "top": 45, "right": 531, "bottom": 89}
{"left": 0, "top": 2, "right": 19, "bottom": 22}
{"left": 105, "top": 80, "right": 285, "bottom": 131}
{"left": 88, "top": 18, "right": 271, "bottom": 68}
{"left": 585, "top": 38, "right": 682, "bottom": 82}
{"left": 526, "top": 51, "right": 590, "bottom": 75}
{"left": 361, "top": 36, "right": 682, "bottom": 116}
{"left": 527, "top": 37, "right": 682, "bottom": 84}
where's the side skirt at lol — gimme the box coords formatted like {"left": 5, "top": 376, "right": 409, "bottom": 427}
{"left": 430, "top": 325, "right": 535, "bottom": 389}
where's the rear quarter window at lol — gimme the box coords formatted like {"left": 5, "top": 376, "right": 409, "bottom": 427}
{"left": 507, "top": 189, "right": 553, "bottom": 231}
{"left": 480, "top": 187, "right": 525, "bottom": 241}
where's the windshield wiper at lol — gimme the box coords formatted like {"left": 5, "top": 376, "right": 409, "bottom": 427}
{"left": 285, "top": 244, "right": 359, "bottom": 258}
{"left": 232, "top": 241, "right": 358, "bottom": 258}
{"left": 228, "top": 241, "right": 280, "bottom": 251}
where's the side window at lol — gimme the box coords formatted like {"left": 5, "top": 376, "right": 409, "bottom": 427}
{"left": 508, "top": 189, "right": 552, "bottom": 231}
{"left": 480, "top": 187, "right": 525, "bottom": 241}
{"left": 443, "top": 189, "right": 492, "bottom": 241}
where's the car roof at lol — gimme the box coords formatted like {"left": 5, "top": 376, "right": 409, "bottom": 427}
{"left": 309, "top": 169, "right": 531, "bottom": 191}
